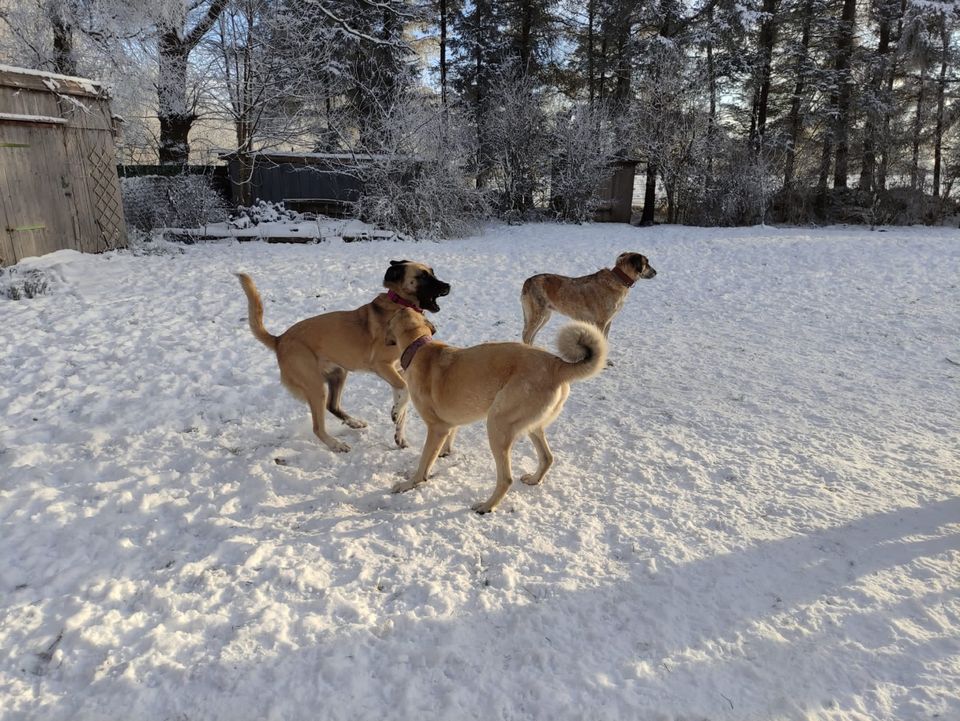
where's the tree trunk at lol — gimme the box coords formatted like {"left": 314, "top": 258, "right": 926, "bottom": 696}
{"left": 587, "top": 0, "right": 595, "bottom": 106}
{"left": 933, "top": 17, "right": 949, "bottom": 197}
{"left": 706, "top": 19, "right": 716, "bottom": 189}
{"left": 158, "top": 30, "right": 192, "bottom": 166}
{"left": 878, "top": 0, "right": 908, "bottom": 190}
{"left": 784, "top": 0, "right": 814, "bottom": 190}
{"left": 598, "top": 35, "right": 608, "bottom": 102}
{"left": 816, "top": 130, "right": 833, "bottom": 215}
{"left": 639, "top": 161, "right": 657, "bottom": 226}
{"left": 519, "top": 0, "right": 533, "bottom": 72}
{"left": 859, "top": 1, "right": 894, "bottom": 191}
{"left": 51, "top": 9, "right": 76, "bottom": 76}
{"left": 612, "top": 5, "right": 631, "bottom": 112}
{"left": 910, "top": 64, "right": 926, "bottom": 192}
{"left": 440, "top": 0, "right": 448, "bottom": 106}
{"left": 749, "top": 0, "right": 777, "bottom": 143}
{"left": 156, "top": 0, "right": 229, "bottom": 166}
{"left": 832, "top": 0, "right": 857, "bottom": 188}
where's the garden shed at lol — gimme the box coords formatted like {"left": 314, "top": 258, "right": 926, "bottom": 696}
{"left": 592, "top": 158, "right": 638, "bottom": 223}
{"left": 0, "top": 64, "right": 126, "bottom": 267}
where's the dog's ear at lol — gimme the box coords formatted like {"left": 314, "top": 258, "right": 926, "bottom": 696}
{"left": 616, "top": 252, "right": 630, "bottom": 265}
{"left": 384, "top": 261, "right": 408, "bottom": 286}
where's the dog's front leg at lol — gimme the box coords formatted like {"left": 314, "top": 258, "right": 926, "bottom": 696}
{"left": 391, "top": 385, "right": 409, "bottom": 447}
{"left": 392, "top": 424, "right": 450, "bottom": 494}
{"left": 375, "top": 363, "right": 410, "bottom": 448}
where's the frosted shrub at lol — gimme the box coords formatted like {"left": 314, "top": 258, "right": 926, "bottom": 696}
{"left": 480, "top": 74, "right": 551, "bottom": 217}
{"left": 356, "top": 103, "right": 489, "bottom": 239}
{"left": 550, "top": 104, "right": 617, "bottom": 222}
{"left": 0, "top": 268, "right": 51, "bottom": 300}
{"left": 228, "top": 201, "right": 302, "bottom": 228}
{"left": 122, "top": 174, "right": 230, "bottom": 232}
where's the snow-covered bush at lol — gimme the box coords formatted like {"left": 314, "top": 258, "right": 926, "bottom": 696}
{"left": 228, "top": 201, "right": 303, "bottom": 229}
{"left": 122, "top": 174, "right": 230, "bottom": 232}
{"left": 549, "top": 103, "right": 617, "bottom": 222}
{"left": 355, "top": 102, "right": 489, "bottom": 239}
{"left": 480, "top": 74, "right": 551, "bottom": 218}
{"left": 0, "top": 267, "right": 51, "bottom": 300}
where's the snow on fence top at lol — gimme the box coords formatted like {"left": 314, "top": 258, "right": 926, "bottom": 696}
{"left": 0, "top": 64, "right": 105, "bottom": 98}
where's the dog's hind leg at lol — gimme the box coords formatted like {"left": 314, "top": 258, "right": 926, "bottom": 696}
{"left": 279, "top": 349, "right": 350, "bottom": 453}
{"left": 325, "top": 367, "right": 367, "bottom": 429}
{"left": 520, "top": 426, "right": 553, "bottom": 486}
{"left": 473, "top": 416, "right": 518, "bottom": 514}
{"left": 282, "top": 374, "right": 350, "bottom": 453}
{"left": 392, "top": 423, "right": 450, "bottom": 493}
{"left": 439, "top": 427, "right": 458, "bottom": 457}
{"left": 374, "top": 363, "right": 409, "bottom": 448}
{"left": 521, "top": 291, "right": 551, "bottom": 345}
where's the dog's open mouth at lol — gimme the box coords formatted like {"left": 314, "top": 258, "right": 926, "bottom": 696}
{"left": 419, "top": 280, "right": 450, "bottom": 313}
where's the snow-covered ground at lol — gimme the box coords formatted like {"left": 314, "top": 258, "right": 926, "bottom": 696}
{"left": 1, "top": 223, "right": 958, "bottom": 721}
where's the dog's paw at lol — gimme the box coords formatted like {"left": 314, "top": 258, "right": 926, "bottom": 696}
{"left": 394, "top": 434, "right": 408, "bottom": 449}
{"left": 520, "top": 472, "right": 543, "bottom": 486}
{"left": 471, "top": 501, "right": 495, "bottom": 515}
{"left": 343, "top": 417, "right": 367, "bottom": 429}
{"left": 327, "top": 439, "right": 351, "bottom": 453}
{"left": 391, "top": 478, "right": 420, "bottom": 493}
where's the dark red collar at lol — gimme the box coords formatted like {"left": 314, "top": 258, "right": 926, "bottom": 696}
{"left": 400, "top": 335, "right": 433, "bottom": 371}
{"left": 611, "top": 267, "right": 635, "bottom": 288}
{"left": 386, "top": 289, "right": 423, "bottom": 314}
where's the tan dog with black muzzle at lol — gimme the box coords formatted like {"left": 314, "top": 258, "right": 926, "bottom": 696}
{"left": 386, "top": 307, "right": 607, "bottom": 514}
{"left": 520, "top": 252, "right": 656, "bottom": 345}
{"left": 237, "top": 260, "right": 448, "bottom": 452}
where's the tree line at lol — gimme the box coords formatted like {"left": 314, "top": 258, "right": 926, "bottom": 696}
{"left": 2, "top": 0, "right": 958, "bottom": 228}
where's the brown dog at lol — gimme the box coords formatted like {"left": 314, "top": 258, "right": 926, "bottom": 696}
{"left": 386, "top": 307, "right": 607, "bottom": 513}
{"left": 520, "top": 252, "right": 656, "bottom": 345}
{"left": 237, "top": 261, "right": 450, "bottom": 452}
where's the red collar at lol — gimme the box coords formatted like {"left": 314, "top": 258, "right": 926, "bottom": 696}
{"left": 611, "top": 267, "right": 635, "bottom": 288}
{"left": 386, "top": 289, "right": 424, "bottom": 314}
{"left": 400, "top": 335, "right": 433, "bottom": 371}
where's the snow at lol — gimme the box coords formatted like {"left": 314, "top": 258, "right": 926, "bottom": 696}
{"left": 1, "top": 223, "right": 958, "bottom": 721}
{"left": 0, "top": 64, "right": 102, "bottom": 96}
{"left": 170, "top": 217, "right": 398, "bottom": 241}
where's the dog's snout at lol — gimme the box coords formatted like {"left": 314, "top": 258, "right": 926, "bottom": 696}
{"left": 438, "top": 283, "right": 451, "bottom": 297}
{"left": 644, "top": 267, "right": 657, "bottom": 279}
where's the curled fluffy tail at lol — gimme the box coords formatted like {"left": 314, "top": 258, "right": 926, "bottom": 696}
{"left": 554, "top": 322, "right": 607, "bottom": 382}
{"left": 236, "top": 272, "right": 278, "bottom": 352}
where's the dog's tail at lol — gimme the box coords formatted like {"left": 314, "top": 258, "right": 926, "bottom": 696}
{"left": 236, "top": 272, "right": 278, "bottom": 352}
{"left": 553, "top": 322, "right": 607, "bottom": 383}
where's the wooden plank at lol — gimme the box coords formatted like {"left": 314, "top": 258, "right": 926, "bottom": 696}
{"left": 0, "top": 167, "right": 15, "bottom": 266}
{"left": 0, "top": 112, "right": 67, "bottom": 125}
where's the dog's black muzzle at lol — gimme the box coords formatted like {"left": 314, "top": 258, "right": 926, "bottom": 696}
{"left": 418, "top": 277, "right": 451, "bottom": 312}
